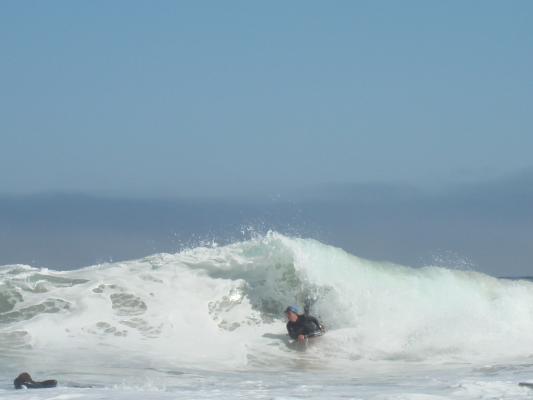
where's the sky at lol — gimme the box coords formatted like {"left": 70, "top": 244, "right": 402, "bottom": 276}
{"left": 1, "top": 1, "right": 532, "bottom": 197}
{"left": 0, "top": 2, "right": 532, "bottom": 276}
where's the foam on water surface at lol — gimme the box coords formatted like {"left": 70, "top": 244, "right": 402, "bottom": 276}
{"left": 2, "top": 232, "right": 533, "bottom": 398}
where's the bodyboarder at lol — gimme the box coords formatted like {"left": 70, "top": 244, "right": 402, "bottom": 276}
{"left": 285, "top": 305, "right": 325, "bottom": 344}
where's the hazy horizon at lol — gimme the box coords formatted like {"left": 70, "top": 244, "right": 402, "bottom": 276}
{"left": 2, "top": 168, "right": 532, "bottom": 277}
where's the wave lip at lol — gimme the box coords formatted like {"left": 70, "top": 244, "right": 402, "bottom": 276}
{"left": 1, "top": 232, "right": 533, "bottom": 371}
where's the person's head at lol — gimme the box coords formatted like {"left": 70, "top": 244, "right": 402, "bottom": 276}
{"left": 14, "top": 372, "right": 33, "bottom": 389}
{"left": 285, "top": 305, "right": 302, "bottom": 322}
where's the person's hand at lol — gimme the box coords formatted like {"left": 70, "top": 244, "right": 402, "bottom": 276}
{"left": 298, "top": 334, "right": 305, "bottom": 344}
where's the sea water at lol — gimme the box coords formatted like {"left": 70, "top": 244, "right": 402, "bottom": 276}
{"left": 1, "top": 232, "right": 533, "bottom": 399}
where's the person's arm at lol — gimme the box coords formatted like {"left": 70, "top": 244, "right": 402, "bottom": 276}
{"left": 287, "top": 322, "right": 299, "bottom": 339}
{"left": 307, "top": 316, "right": 323, "bottom": 332}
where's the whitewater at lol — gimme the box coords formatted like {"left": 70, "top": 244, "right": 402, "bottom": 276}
{"left": 2, "top": 232, "right": 533, "bottom": 399}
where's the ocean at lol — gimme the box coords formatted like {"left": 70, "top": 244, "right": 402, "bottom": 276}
{"left": 2, "top": 232, "right": 533, "bottom": 399}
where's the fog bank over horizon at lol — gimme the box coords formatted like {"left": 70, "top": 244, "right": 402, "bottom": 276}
{"left": 0, "top": 171, "right": 532, "bottom": 277}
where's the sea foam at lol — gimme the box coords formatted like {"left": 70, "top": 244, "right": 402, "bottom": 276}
{"left": 2, "top": 232, "right": 533, "bottom": 375}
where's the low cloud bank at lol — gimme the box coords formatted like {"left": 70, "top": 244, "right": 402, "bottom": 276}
{"left": 1, "top": 171, "right": 532, "bottom": 276}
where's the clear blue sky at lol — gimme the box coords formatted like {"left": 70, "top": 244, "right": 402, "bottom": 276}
{"left": 1, "top": 1, "right": 532, "bottom": 197}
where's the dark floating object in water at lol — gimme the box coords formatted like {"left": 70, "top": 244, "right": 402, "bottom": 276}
{"left": 13, "top": 372, "right": 57, "bottom": 389}
{"left": 519, "top": 382, "right": 533, "bottom": 389}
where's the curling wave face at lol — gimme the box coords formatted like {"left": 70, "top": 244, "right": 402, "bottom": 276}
{"left": 2, "top": 232, "right": 533, "bottom": 374}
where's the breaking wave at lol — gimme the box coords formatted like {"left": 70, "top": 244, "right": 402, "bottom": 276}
{"left": 2, "top": 232, "right": 533, "bottom": 372}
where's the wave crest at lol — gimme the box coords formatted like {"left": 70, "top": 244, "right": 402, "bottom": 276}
{"left": 1, "top": 232, "right": 533, "bottom": 370}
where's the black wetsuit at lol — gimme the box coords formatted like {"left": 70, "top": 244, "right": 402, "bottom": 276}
{"left": 14, "top": 373, "right": 57, "bottom": 389}
{"left": 286, "top": 315, "right": 323, "bottom": 340}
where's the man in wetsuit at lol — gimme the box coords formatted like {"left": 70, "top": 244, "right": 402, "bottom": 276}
{"left": 285, "top": 305, "right": 324, "bottom": 344}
